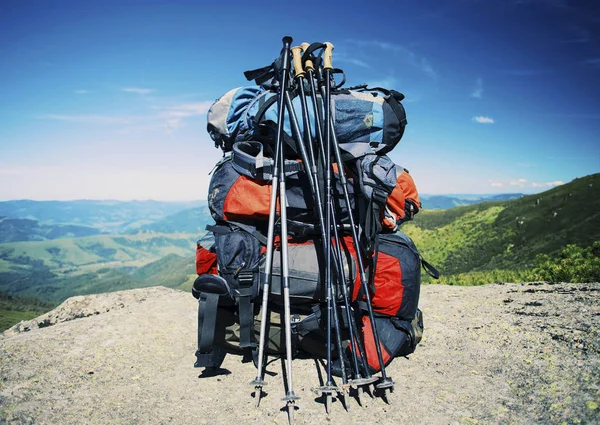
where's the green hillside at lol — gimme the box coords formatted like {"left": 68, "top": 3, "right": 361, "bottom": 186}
{"left": 403, "top": 173, "right": 600, "bottom": 283}
{"left": 0, "top": 217, "right": 102, "bottom": 243}
{"left": 0, "top": 231, "right": 202, "bottom": 301}
{"left": 0, "top": 292, "right": 57, "bottom": 332}
{"left": 0, "top": 252, "right": 196, "bottom": 305}
{"left": 134, "top": 207, "right": 213, "bottom": 234}
{"left": 0, "top": 232, "right": 197, "bottom": 272}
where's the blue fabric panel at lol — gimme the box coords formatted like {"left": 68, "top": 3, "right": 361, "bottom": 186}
{"left": 226, "top": 86, "right": 265, "bottom": 140}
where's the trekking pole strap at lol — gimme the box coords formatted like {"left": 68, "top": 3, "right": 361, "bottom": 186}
{"left": 300, "top": 42, "right": 314, "bottom": 72}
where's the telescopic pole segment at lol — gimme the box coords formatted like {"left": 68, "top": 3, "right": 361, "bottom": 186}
{"left": 297, "top": 43, "right": 364, "bottom": 385}
{"left": 321, "top": 85, "right": 394, "bottom": 393}
{"left": 300, "top": 43, "right": 373, "bottom": 385}
{"left": 276, "top": 38, "right": 300, "bottom": 424}
{"left": 324, "top": 41, "right": 334, "bottom": 398}
{"left": 250, "top": 87, "right": 283, "bottom": 408}
{"left": 314, "top": 42, "right": 393, "bottom": 390}
{"left": 292, "top": 45, "right": 352, "bottom": 404}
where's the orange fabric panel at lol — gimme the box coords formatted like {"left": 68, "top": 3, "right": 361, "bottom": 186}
{"left": 195, "top": 245, "right": 218, "bottom": 275}
{"left": 398, "top": 169, "right": 420, "bottom": 206}
{"left": 344, "top": 239, "right": 404, "bottom": 316}
{"left": 370, "top": 254, "right": 403, "bottom": 316}
{"left": 383, "top": 168, "right": 420, "bottom": 229}
{"left": 358, "top": 315, "right": 391, "bottom": 371}
{"left": 223, "top": 176, "right": 279, "bottom": 221}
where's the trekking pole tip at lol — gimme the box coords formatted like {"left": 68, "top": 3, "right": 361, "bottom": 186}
{"left": 323, "top": 42, "right": 334, "bottom": 70}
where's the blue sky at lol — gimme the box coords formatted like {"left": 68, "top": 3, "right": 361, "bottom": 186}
{"left": 0, "top": 0, "right": 598, "bottom": 200}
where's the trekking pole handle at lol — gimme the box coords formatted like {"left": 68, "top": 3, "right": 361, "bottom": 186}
{"left": 300, "top": 42, "right": 315, "bottom": 72}
{"left": 291, "top": 46, "right": 305, "bottom": 78}
{"left": 323, "top": 42, "right": 334, "bottom": 70}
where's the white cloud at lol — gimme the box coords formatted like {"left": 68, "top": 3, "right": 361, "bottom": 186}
{"left": 489, "top": 179, "right": 564, "bottom": 190}
{"left": 471, "top": 78, "right": 483, "bottom": 99}
{"left": 158, "top": 101, "right": 213, "bottom": 133}
{"left": 346, "top": 39, "right": 437, "bottom": 80}
{"left": 335, "top": 55, "right": 371, "bottom": 69}
{"left": 37, "top": 114, "right": 135, "bottom": 124}
{"left": 508, "top": 69, "right": 552, "bottom": 77}
{"left": 532, "top": 180, "right": 564, "bottom": 188}
{"left": 473, "top": 116, "right": 495, "bottom": 124}
{"left": 509, "top": 178, "right": 528, "bottom": 187}
{"left": 367, "top": 77, "right": 398, "bottom": 89}
{"left": 584, "top": 58, "right": 600, "bottom": 68}
{"left": 122, "top": 87, "right": 155, "bottom": 95}
{"left": 38, "top": 99, "right": 212, "bottom": 133}
{"left": 545, "top": 180, "right": 564, "bottom": 187}
{"left": 75, "top": 90, "right": 88, "bottom": 94}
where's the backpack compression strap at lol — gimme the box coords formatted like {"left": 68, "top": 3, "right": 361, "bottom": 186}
{"left": 206, "top": 223, "right": 263, "bottom": 348}
{"left": 232, "top": 141, "right": 303, "bottom": 181}
{"left": 193, "top": 274, "right": 231, "bottom": 367}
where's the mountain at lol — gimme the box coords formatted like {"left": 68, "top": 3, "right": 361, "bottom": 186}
{"left": 403, "top": 173, "right": 600, "bottom": 282}
{"left": 420, "top": 193, "right": 524, "bottom": 210}
{"left": 0, "top": 200, "right": 207, "bottom": 233}
{"left": 0, "top": 216, "right": 102, "bottom": 243}
{"left": 133, "top": 207, "right": 213, "bottom": 234}
{"left": 0, "top": 232, "right": 200, "bottom": 300}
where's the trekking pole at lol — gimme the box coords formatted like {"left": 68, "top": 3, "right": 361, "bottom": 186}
{"left": 318, "top": 43, "right": 394, "bottom": 393}
{"left": 293, "top": 44, "right": 376, "bottom": 407}
{"left": 291, "top": 45, "right": 347, "bottom": 412}
{"left": 277, "top": 37, "right": 301, "bottom": 425}
{"left": 317, "top": 41, "right": 340, "bottom": 411}
{"left": 299, "top": 42, "right": 377, "bottom": 397}
{"left": 249, "top": 38, "right": 300, "bottom": 423}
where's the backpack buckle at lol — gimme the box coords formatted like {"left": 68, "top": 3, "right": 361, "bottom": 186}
{"left": 237, "top": 271, "right": 255, "bottom": 288}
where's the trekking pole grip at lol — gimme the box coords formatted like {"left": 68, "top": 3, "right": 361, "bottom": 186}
{"left": 301, "top": 42, "right": 314, "bottom": 72}
{"left": 291, "top": 46, "right": 304, "bottom": 77}
{"left": 323, "top": 42, "right": 334, "bottom": 70}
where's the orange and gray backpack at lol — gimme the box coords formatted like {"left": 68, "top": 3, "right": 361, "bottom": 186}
{"left": 192, "top": 76, "right": 437, "bottom": 370}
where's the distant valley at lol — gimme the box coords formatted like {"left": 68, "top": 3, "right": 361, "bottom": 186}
{"left": 0, "top": 178, "right": 598, "bottom": 331}
{"left": 0, "top": 200, "right": 208, "bottom": 234}
{"left": 420, "top": 193, "right": 524, "bottom": 210}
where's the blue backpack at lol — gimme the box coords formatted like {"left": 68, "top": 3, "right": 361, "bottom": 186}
{"left": 206, "top": 85, "right": 407, "bottom": 160}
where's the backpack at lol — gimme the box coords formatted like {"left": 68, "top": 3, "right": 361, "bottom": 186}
{"left": 207, "top": 85, "right": 407, "bottom": 159}
{"left": 193, "top": 40, "right": 438, "bottom": 383}
{"left": 193, "top": 227, "right": 437, "bottom": 370}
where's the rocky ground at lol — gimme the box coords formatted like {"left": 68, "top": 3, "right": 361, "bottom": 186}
{"left": 1, "top": 282, "right": 599, "bottom": 425}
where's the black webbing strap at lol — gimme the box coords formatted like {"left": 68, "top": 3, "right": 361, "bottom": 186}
{"left": 254, "top": 94, "right": 278, "bottom": 124}
{"left": 206, "top": 223, "right": 267, "bottom": 246}
{"left": 237, "top": 271, "right": 256, "bottom": 348}
{"left": 421, "top": 258, "right": 440, "bottom": 279}
{"left": 292, "top": 306, "right": 321, "bottom": 337}
{"left": 364, "top": 87, "right": 407, "bottom": 126}
{"left": 301, "top": 42, "right": 325, "bottom": 64}
{"left": 244, "top": 52, "right": 283, "bottom": 86}
{"left": 197, "top": 292, "right": 220, "bottom": 354}
{"left": 363, "top": 190, "right": 386, "bottom": 254}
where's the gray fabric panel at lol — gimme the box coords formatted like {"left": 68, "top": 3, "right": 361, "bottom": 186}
{"left": 207, "top": 87, "right": 239, "bottom": 138}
